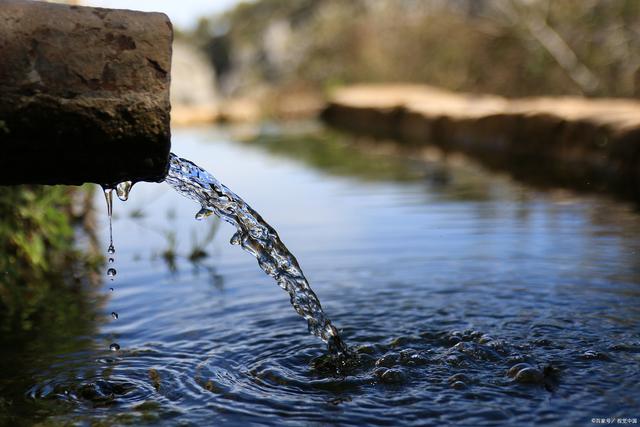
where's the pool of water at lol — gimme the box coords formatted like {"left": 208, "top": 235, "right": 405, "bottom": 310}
{"left": 4, "top": 123, "right": 640, "bottom": 425}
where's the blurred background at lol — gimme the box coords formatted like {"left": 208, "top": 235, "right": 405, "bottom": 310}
{"left": 55, "top": 0, "right": 640, "bottom": 119}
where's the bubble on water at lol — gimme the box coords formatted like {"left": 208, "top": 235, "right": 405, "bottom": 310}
{"left": 116, "top": 181, "right": 133, "bottom": 202}
{"left": 355, "top": 344, "right": 376, "bottom": 355}
{"left": 580, "top": 350, "right": 610, "bottom": 361}
{"left": 507, "top": 363, "right": 533, "bottom": 378}
{"left": 448, "top": 373, "right": 471, "bottom": 384}
{"left": 108, "top": 245, "right": 115, "bottom": 255}
{"left": 111, "top": 312, "right": 118, "bottom": 320}
{"left": 375, "top": 367, "right": 405, "bottom": 384}
{"left": 507, "top": 363, "right": 545, "bottom": 384}
{"left": 107, "top": 268, "right": 117, "bottom": 278}
{"left": 109, "top": 343, "right": 120, "bottom": 351}
{"left": 375, "top": 353, "right": 398, "bottom": 368}
{"left": 514, "top": 367, "right": 544, "bottom": 384}
{"left": 398, "top": 348, "right": 428, "bottom": 366}
{"left": 478, "top": 334, "right": 495, "bottom": 344}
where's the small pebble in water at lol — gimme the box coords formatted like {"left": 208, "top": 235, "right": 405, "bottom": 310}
{"left": 111, "top": 312, "right": 118, "bottom": 320}
{"left": 109, "top": 343, "right": 120, "bottom": 351}
{"left": 107, "top": 268, "right": 117, "bottom": 278}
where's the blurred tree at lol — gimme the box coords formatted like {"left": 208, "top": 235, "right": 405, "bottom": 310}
{"left": 188, "top": 0, "right": 640, "bottom": 98}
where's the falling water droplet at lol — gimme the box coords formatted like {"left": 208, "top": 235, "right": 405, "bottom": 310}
{"left": 111, "top": 312, "right": 119, "bottom": 320}
{"left": 108, "top": 257, "right": 114, "bottom": 263}
{"left": 102, "top": 186, "right": 114, "bottom": 249}
{"left": 109, "top": 287, "right": 114, "bottom": 292}
{"left": 109, "top": 343, "right": 120, "bottom": 351}
{"left": 195, "top": 207, "right": 214, "bottom": 221}
{"left": 107, "top": 268, "right": 117, "bottom": 278}
{"left": 116, "top": 181, "right": 133, "bottom": 201}
{"left": 230, "top": 231, "right": 242, "bottom": 246}
{"left": 103, "top": 187, "right": 113, "bottom": 216}
{"left": 108, "top": 245, "right": 115, "bottom": 255}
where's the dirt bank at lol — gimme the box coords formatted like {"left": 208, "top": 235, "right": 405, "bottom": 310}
{"left": 322, "top": 85, "right": 640, "bottom": 200}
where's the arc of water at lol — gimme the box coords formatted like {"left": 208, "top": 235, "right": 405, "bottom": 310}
{"left": 165, "top": 153, "right": 348, "bottom": 354}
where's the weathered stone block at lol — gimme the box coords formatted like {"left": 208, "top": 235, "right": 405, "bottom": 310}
{"left": 0, "top": 0, "right": 173, "bottom": 185}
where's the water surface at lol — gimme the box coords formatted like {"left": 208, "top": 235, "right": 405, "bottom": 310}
{"left": 4, "top": 123, "right": 640, "bottom": 426}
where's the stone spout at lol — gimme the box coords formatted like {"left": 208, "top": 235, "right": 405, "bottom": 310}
{"left": 0, "top": 0, "right": 173, "bottom": 185}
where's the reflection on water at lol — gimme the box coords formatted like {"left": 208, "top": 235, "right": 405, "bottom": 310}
{"left": 3, "top": 123, "right": 640, "bottom": 425}
{"left": 0, "top": 186, "right": 105, "bottom": 425}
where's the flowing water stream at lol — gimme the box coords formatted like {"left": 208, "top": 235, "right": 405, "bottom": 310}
{"left": 164, "top": 153, "right": 349, "bottom": 355}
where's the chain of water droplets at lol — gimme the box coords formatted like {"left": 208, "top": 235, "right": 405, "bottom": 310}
{"left": 102, "top": 182, "right": 132, "bottom": 353}
{"left": 165, "top": 153, "right": 348, "bottom": 354}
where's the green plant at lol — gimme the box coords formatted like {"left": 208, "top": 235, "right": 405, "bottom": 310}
{"left": 0, "top": 186, "right": 100, "bottom": 331}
